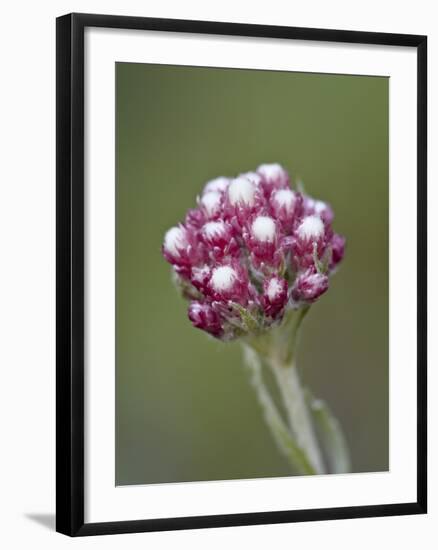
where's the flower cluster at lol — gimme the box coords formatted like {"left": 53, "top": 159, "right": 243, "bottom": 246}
{"left": 163, "top": 164, "right": 345, "bottom": 340}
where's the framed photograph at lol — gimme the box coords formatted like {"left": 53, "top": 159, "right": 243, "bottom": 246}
{"left": 56, "top": 13, "right": 427, "bottom": 536}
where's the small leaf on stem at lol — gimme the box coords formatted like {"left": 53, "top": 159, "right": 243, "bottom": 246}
{"left": 306, "top": 390, "right": 351, "bottom": 474}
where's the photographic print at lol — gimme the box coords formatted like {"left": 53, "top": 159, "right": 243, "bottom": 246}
{"left": 57, "top": 14, "right": 426, "bottom": 535}
{"left": 115, "top": 63, "right": 389, "bottom": 486}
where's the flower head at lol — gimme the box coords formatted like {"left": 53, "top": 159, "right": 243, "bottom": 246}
{"left": 163, "top": 164, "right": 345, "bottom": 340}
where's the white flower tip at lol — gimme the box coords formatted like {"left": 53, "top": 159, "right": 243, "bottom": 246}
{"left": 297, "top": 215, "right": 324, "bottom": 240}
{"left": 314, "top": 200, "right": 327, "bottom": 214}
{"left": 251, "top": 216, "right": 276, "bottom": 243}
{"left": 273, "top": 189, "right": 296, "bottom": 209}
{"left": 204, "top": 176, "right": 230, "bottom": 194}
{"left": 164, "top": 226, "right": 187, "bottom": 256}
{"left": 191, "top": 265, "right": 210, "bottom": 283}
{"left": 211, "top": 265, "right": 237, "bottom": 291}
{"left": 202, "top": 220, "right": 226, "bottom": 239}
{"left": 307, "top": 272, "right": 323, "bottom": 284}
{"left": 240, "top": 171, "right": 262, "bottom": 186}
{"left": 267, "top": 277, "right": 283, "bottom": 301}
{"left": 200, "top": 191, "right": 221, "bottom": 216}
{"left": 228, "top": 177, "right": 256, "bottom": 206}
{"left": 305, "top": 197, "right": 315, "bottom": 209}
{"left": 190, "top": 302, "right": 202, "bottom": 314}
{"left": 257, "top": 163, "right": 284, "bottom": 180}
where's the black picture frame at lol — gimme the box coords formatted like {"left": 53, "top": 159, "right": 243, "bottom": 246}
{"left": 56, "top": 12, "right": 427, "bottom": 537}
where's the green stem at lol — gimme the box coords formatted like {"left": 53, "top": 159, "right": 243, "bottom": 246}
{"left": 305, "top": 389, "right": 351, "bottom": 474}
{"left": 269, "top": 359, "right": 326, "bottom": 474}
{"left": 243, "top": 346, "right": 315, "bottom": 475}
{"left": 244, "top": 306, "right": 349, "bottom": 476}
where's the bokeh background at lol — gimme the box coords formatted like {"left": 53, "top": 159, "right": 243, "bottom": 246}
{"left": 116, "top": 63, "right": 388, "bottom": 485}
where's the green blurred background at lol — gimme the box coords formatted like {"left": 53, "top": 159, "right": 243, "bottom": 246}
{"left": 116, "top": 63, "right": 388, "bottom": 485}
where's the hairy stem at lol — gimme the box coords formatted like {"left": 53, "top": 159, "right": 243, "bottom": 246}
{"left": 243, "top": 346, "right": 315, "bottom": 475}
{"left": 269, "top": 359, "right": 326, "bottom": 474}
{"left": 244, "top": 307, "right": 349, "bottom": 476}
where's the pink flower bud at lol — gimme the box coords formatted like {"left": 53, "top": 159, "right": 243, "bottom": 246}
{"left": 257, "top": 163, "right": 290, "bottom": 199}
{"left": 262, "top": 276, "right": 288, "bottom": 319}
{"left": 227, "top": 176, "right": 257, "bottom": 207}
{"left": 162, "top": 225, "right": 204, "bottom": 278}
{"left": 203, "top": 176, "right": 230, "bottom": 194}
{"left": 190, "top": 265, "right": 211, "bottom": 294}
{"left": 201, "top": 220, "right": 231, "bottom": 247}
{"left": 163, "top": 225, "right": 188, "bottom": 259}
{"left": 293, "top": 215, "right": 327, "bottom": 269}
{"left": 330, "top": 233, "right": 346, "bottom": 270}
{"left": 291, "top": 268, "right": 329, "bottom": 304}
{"left": 296, "top": 215, "right": 325, "bottom": 241}
{"left": 244, "top": 215, "right": 282, "bottom": 269}
{"left": 185, "top": 207, "right": 206, "bottom": 229}
{"left": 207, "top": 262, "right": 250, "bottom": 305}
{"left": 304, "top": 196, "right": 334, "bottom": 225}
{"left": 239, "top": 171, "right": 263, "bottom": 187}
{"left": 224, "top": 176, "right": 263, "bottom": 227}
{"left": 188, "top": 301, "right": 223, "bottom": 337}
{"left": 201, "top": 220, "right": 239, "bottom": 260}
{"left": 199, "top": 191, "right": 223, "bottom": 219}
{"left": 270, "top": 188, "right": 303, "bottom": 232}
